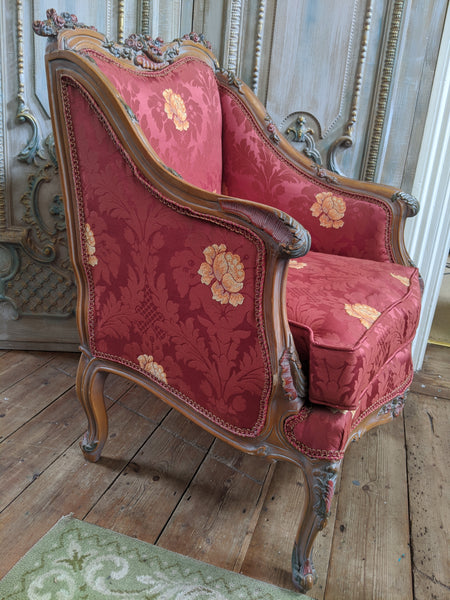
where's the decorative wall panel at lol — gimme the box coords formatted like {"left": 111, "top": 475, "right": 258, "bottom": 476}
{"left": 0, "top": 0, "right": 446, "bottom": 349}
{"left": 194, "top": 0, "right": 446, "bottom": 187}
{"left": 0, "top": 0, "right": 194, "bottom": 349}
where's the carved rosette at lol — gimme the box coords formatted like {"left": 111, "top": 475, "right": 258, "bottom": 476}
{"left": 378, "top": 392, "right": 407, "bottom": 418}
{"left": 264, "top": 115, "right": 280, "bottom": 144}
{"left": 32, "top": 8, "right": 96, "bottom": 38}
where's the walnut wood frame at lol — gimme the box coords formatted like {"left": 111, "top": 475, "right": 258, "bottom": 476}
{"left": 39, "top": 24, "right": 418, "bottom": 593}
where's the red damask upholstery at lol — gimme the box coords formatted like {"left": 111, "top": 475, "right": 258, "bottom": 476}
{"left": 87, "top": 51, "right": 223, "bottom": 193}
{"left": 218, "top": 83, "right": 421, "bottom": 460}
{"left": 65, "top": 81, "right": 271, "bottom": 436}
{"left": 61, "top": 52, "right": 422, "bottom": 458}
{"left": 286, "top": 252, "right": 421, "bottom": 411}
{"left": 38, "top": 19, "right": 422, "bottom": 592}
{"left": 220, "top": 87, "right": 394, "bottom": 262}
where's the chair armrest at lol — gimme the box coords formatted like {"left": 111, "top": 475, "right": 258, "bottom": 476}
{"left": 219, "top": 197, "right": 311, "bottom": 259}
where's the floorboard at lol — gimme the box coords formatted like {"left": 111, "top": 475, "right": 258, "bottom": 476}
{"left": 326, "top": 416, "right": 413, "bottom": 600}
{"left": 158, "top": 439, "right": 271, "bottom": 570}
{"left": 404, "top": 392, "right": 449, "bottom": 600}
{"left": 0, "top": 345, "right": 448, "bottom": 599}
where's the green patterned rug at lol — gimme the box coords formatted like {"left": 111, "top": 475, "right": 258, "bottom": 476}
{"left": 0, "top": 516, "right": 310, "bottom": 599}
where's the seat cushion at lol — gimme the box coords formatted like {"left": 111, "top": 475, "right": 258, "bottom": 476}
{"left": 286, "top": 252, "right": 421, "bottom": 411}
{"left": 284, "top": 342, "right": 412, "bottom": 460}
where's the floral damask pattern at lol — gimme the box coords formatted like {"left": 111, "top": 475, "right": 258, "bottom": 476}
{"left": 286, "top": 251, "right": 421, "bottom": 410}
{"left": 137, "top": 354, "right": 168, "bottom": 384}
{"left": 85, "top": 223, "right": 98, "bottom": 267}
{"left": 64, "top": 80, "right": 271, "bottom": 436}
{"left": 310, "top": 192, "right": 346, "bottom": 229}
{"left": 391, "top": 272, "right": 410, "bottom": 286}
{"left": 163, "top": 88, "right": 189, "bottom": 131}
{"left": 289, "top": 261, "right": 307, "bottom": 270}
{"left": 344, "top": 303, "right": 381, "bottom": 329}
{"left": 219, "top": 87, "right": 394, "bottom": 262}
{"left": 87, "top": 52, "right": 223, "bottom": 192}
{"left": 198, "top": 244, "right": 245, "bottom": 306}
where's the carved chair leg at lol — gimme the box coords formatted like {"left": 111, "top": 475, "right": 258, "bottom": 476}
{"left": 76, "top": 352, "right": 108, "bottom": 462}
{"left": 291, "top": 457, "right": 341, "bottom": 592}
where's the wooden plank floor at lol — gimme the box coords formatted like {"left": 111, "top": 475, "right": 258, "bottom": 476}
{"left": 0, "top": 345, "right": 448, "bottom": 599}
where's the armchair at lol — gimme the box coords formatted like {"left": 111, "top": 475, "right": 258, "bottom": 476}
{"left": 34, "top": 11, "right": 421, "bottom": 593}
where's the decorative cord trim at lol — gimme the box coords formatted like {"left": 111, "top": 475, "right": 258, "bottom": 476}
{"left": 284, "top": 405, "right": 346, "bottom": 461}
{"left": 352, "top": 371, "right": 412, "bottom": 427}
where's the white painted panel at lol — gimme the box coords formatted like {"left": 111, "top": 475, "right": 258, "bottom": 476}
{"left": 406, "top": 8, "right": 450, "bottom": 368}
{"left": 265, "top": 0, "right": 360, "bottom": 138}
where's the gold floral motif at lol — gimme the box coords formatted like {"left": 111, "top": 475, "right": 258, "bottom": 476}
{"left": 137, "top": 354, "right": 168, "bottom": 384}
{"left": 85, "top": 223, "right": 98, "bottom": 267}
{"left": 289, "top": 261, "right": 307, "bottom": 270}
{"left": 390, "top": 273, "right": 410, "bottom": 287}
{"left": 163, "top": 88, "right": 189, "bottom": 131}
{"left": 198, "top": 243, "right": 245, "bottom": 307}
{"left": 311, "top": 191, "right": 346, "bottom": 229}
{"left": 344, "top": 303, "right": 381, "bottom": 329}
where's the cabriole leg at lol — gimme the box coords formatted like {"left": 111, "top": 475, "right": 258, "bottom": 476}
{"left": 292, "top": 458, "right": 341, "bottom": 592}
{"left": 76, "top": 352, "right": 108, "bottom": 462}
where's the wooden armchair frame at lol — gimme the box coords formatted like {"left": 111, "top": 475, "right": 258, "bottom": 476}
{"left": 34, "top": 11, "right": 420, "bottom": 593}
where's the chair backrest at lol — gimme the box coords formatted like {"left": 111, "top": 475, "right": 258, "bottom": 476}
{"left": 219, "top": 86, "right": 395, "bottom": 262}
{"left": 86, "top": 47, "right": 223, "bottom": 193}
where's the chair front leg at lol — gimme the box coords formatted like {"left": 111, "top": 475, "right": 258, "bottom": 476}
{"left": 76, "top": 351, "right": 108, "bottom": 463}
{"left": 292, "top": 457, "right": 341, "bottom": 592}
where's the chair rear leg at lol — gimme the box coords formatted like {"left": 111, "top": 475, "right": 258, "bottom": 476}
{"left": 76, "top": 352, "right": 108, "bottom": 462}
{"left": 291, "top": 457, "right": 341, "bottom": 592}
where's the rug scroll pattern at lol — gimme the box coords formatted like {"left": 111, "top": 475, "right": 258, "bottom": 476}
{"left": 0, "top": 517, "right": 309, "bottom": 599}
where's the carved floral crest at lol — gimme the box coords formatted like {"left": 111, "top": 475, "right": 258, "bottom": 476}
{"left": 33, "top": 10, "right": 212, "bottom": 73}
{"left": 32, "top": 8, "right": 96, "bottom": 37}
{"left": 103, "top": 32, "right": 212, "bottom": 71}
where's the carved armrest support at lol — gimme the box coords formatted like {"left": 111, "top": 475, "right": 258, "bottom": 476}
{"left": 280, "top": 348, "right": 307, "bottom": 406}
{"left": 219, "top": 198, "right": 311, "bottom": 258}
{"left": 391, "top": 191, "right": 420, "bottom": 218}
